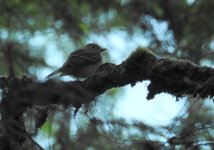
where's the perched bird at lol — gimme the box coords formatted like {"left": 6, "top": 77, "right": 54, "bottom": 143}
{"left": 46, "top": 43, "right": 106, "bottom": 79}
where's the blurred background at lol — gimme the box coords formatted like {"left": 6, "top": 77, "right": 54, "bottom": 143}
{"left": 1, "top": 0, "right": 214, "bottom": 149}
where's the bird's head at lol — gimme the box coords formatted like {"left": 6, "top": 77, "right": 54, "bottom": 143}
{"left": 84, "top": 43, "right": 107, "bottom": 52}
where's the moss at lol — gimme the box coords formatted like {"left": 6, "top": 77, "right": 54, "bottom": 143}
{"left": 126, "top": 47, "right": 157, "bottom": 65}
{"left": 135, "top": 47, "right": 156, "bottom": 58}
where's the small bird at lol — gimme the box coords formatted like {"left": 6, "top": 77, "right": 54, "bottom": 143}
{"left": 46, "top": 43, "right": 106, "bottom": 79}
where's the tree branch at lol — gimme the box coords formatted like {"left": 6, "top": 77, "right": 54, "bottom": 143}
{"left": 1, "top": 47, "right": 214, "bottom": 148}
{"left": 2, "top": 47, "right": 214, "bottom": 114}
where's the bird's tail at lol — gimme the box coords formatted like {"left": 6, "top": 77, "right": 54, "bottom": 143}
{"left": 46, "top": 68, "right": 61, "bottom": 78}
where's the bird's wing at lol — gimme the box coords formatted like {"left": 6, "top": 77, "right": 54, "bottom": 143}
{"left": 63, "top": 49, "right": 101, "bottom": 68}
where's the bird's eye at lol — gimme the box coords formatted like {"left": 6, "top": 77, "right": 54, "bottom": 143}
{"left": 91, "top": 45, "right": 96, "bottom": 49}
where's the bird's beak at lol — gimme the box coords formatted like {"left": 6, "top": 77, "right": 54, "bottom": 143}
{"left": 100, "top": 48, "right": 107, "bottom": 52}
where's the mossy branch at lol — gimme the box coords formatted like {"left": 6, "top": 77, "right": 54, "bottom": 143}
{"left": 1, "top": 47, "right": 214, "bottom": 119}
{"left": 1, "top": 47, "right": 214, "bottom": 149}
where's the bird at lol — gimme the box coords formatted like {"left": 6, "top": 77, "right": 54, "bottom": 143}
{"left": 46, "top": 43, "right": 106, "bottom": 79}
